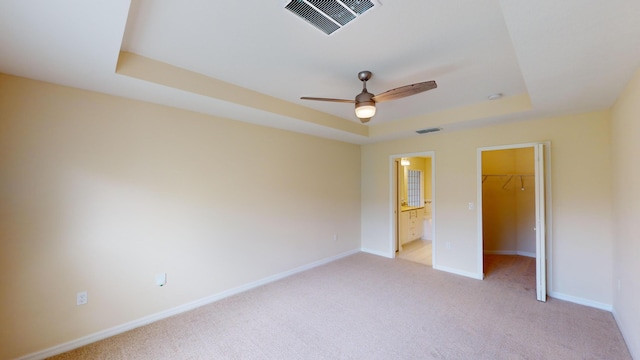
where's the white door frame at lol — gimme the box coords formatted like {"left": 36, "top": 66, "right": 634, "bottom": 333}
{"left": 390, "top": 151, "right": 436, "bottom": 265}
{"left": 476, "top": 142, "right": 552, "bottom": 300}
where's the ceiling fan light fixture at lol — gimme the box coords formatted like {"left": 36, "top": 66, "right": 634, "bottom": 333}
{"left": 301, "top": 70, "right": 437, "bottom": 124}
{"left": 355, "top": 103, "right": 376, "bottom": 118}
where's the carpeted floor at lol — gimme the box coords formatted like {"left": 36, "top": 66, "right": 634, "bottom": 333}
{"left": 48, "top": 253, "right": 631, "bottom": 359}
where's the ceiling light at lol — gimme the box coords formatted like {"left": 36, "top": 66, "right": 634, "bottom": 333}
{"left": 401, "top": 159, "right": 410, "bottom": 166}
{"left": 355, "top": 103, "right": 376, "bottom": 119}
{"left": 488, "top": 93, "right": 503, "bottom": 100}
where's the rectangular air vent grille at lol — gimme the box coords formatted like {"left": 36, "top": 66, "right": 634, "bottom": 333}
{"left": 308, "top": 0, "right": 355, "bottom": 26}
{"left": 340, "top": 0, "right": 374, "bottom": 14}
{"left": 286, "top": 1, "right": 340, "bottom": 35}
{"left": 285, "top": 0, "right": 377, "bottom": 35}
{"left": 416, "top": 127, "right": 442, "bottom": 135}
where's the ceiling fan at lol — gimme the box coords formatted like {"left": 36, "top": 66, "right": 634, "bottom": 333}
{"left": 301, "top": 71, "right": 437, "bottom": 123}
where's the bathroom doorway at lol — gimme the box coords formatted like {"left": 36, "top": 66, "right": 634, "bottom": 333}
{"left": 477, "top": 143, "right": 550, "bottom": 301}
{"left": 392, "top": 152, "right": 435, "bottom": 267}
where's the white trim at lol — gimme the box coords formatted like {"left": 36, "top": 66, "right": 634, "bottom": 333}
{"left": 543, "top": 143, "right": 554, "bottom": 295}
{"left": 476, "top": 142, "right": 545, "bottom": 152}
{"left": 361, "top": 247, "right": 394, "bottom": 258}
{"left": 15, "top": 249, "right": 360, "bottom": 360}
{"left": 612, "top": 309, "right": 639, "bottom": 359}
{"left": 389, "top": 151, "right": 436, "bottom": 266}
{"left": 517, "top": 251, "right": 536, "bottom": 258}
{"left": 548, "top": 291, "right": 612, "bottom": 311}
{"left": 534, "top": 143, "right": 547, "bottom": 302}
{"left": 433, "top": 264, "right": 484, "bottom": 280}
{"left": 477, "top": 142, "right": 547, "bottom": 277}
{"left": 476, "top": 149, "right": 484, "bottom": 276}
{"left": 477, "top": 141, "right": 553, "bottom": 298}
{"left": 483, "top": 250, "right": 536, "bottom": 258}
{"left": 484, "top": 250, "right": 516, "bottom": 255}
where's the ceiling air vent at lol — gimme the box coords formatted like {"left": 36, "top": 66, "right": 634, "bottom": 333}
{"left": 416, "top": 127, "right": 441, "bottom": 135}
{"left": 285, "top": 0, "right": 378, "bottom": 35}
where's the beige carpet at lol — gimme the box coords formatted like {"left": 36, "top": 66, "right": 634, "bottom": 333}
{"left": 49, "top": 253, "right": 631, "bottom": 359}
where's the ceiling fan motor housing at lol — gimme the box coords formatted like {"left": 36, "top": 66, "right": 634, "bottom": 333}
{"left": 355, "top": 71, "right": 375, "bottom": 117}
{"left": 355, "top": 90, "right": 374, "bottom": 104}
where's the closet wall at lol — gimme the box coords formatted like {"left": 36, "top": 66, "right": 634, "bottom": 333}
{"left": 482, "top": 148, "right": 536, "bottom": 256}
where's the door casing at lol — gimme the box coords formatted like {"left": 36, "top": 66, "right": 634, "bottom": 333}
{"left": 476, "top": 142, "right": 552, "bottom": 301}
{"left": 390, "top": 151, "right": 436, "bottom": 264}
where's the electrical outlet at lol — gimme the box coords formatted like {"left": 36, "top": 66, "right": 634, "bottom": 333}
{"left": 333, "top": 234, "right": 338, "bottom": 242}
{"left": 76, "top": 291, "right": 88, "bottom": 305}
{"left": 446, "top": 242, "right": 452, "bottom": 249}
{"left": 156, "top": 273, "right": 167, "bottom": 287}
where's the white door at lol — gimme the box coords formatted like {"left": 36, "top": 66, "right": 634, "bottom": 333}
{"left": 395, "top": 159, "right": 401, "bottom": 253}
{"left": 534, "top": 144, "right": 547, "bottom": 302}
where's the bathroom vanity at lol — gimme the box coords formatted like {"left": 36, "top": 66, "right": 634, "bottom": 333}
{"left": 399, "top": 207, "right": 424, "bottom": 245}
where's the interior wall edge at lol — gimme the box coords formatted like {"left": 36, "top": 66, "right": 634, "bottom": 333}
{"left": 432, "top": 265, "right": 484, "bottom": 280}
{"left": 0, "top": 73, "right": 363, "bottom": 359}
{"left": 547, "top": 291, "right": 612, "bottom": 312}
{"left": 360, "top": 247, "right": 394, "bottom": 258}
{"left": 14, "top": 249, "right": 361, "bottom": 360}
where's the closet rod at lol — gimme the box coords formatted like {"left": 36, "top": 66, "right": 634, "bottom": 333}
{"left": 482, "top": 173, "right": 534, "bottom": 176}
{"left": 481, "top": 173, "right": 534, "bottom": 184}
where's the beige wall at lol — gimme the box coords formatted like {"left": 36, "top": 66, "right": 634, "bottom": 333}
{"left": 362, "top": 111, "right": 613, "bottom": 306}
{"left": 482, "top": 148, "right": 535, "bottom": 255}
{"left": 2, "top": 68, "right": 636, "bottom": 358}
{"left": 0, "top": 74, "right": 362, "bottom": 359}
{"left": 611, "top": 67, "right": 640, "bottom": 358}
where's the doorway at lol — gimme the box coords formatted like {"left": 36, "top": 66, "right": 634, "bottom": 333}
{"left": 392, "top": 153, "right": 435, "bottom": 267}
{"left": 477, "top": 143, "right": 550, "bottom": 301}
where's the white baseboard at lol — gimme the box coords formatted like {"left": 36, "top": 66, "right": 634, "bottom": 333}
{"left": 517, "top": 251, "right": 536, "bottom": 258}
{"left": 612, "top": 308, "right": 640, "bottom": 360}
{"left": 362, "top": 248, "right": 483, "bottom": 280}
{"left": 483, "top": 250, "right": 536, "bottom": 258}
{"left": 433, "top": 264, "right": 484, "bottom": 280}
{"left": 16, "top": 248, "right": 360, "bottom": 360}
{"left": 548, "top": 291, "right": 613, "bottom": 311}
{"left": 361, "top": 247, "right": 394, "bottom": 258}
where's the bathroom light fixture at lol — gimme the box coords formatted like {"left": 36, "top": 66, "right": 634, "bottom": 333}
{"left": 401, "top": 159, "right": 410, "bottom": 166}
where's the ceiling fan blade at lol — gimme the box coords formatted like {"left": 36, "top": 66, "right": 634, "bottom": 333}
{"left": 372, "top": 80, "right": 437, "bottom": 103}
{"left": 301, "top": 97, "right": 355, "bottom": 103}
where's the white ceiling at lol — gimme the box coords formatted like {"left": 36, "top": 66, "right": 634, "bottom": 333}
{"left": 1, "top": 0, "right": 639, "bottom": 144}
